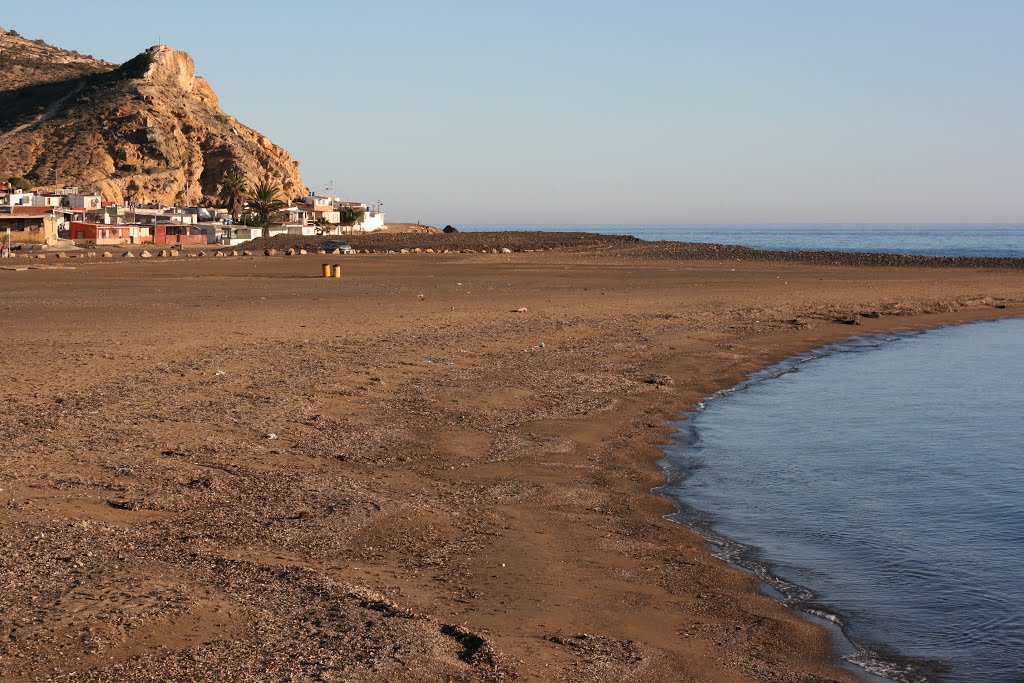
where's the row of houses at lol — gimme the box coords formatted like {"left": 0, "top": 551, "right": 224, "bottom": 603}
{"left": 0, "top": 183, "right": 386, "bottom": 248}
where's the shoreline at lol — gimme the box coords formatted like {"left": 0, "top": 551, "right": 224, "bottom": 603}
{"left": 651, "top": 319, "right": 1020, "bottom": 683}
{"left": 636, "top": 308, "right": 1022, "bottom": 683}
{"left": 1, "top": 251, "right": 1021, "bottom": 681}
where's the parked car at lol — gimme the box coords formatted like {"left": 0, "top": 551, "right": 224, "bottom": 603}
{"left": 321, "top": 240, "right": 354, "bottom": 254}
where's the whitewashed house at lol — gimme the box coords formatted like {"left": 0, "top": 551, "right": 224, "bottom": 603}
{"left": 30, "top": 194, "right": 63, "bottom": 208}
{"left": 64, "top": 194, "right": 103, "bottom": 210}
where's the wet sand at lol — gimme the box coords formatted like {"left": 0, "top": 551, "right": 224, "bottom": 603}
{"left": 1, "top": 248, "right": 1020, "bottom": 681}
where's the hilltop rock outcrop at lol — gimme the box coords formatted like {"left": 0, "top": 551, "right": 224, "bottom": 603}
{"left": 0, "top": 29, "right": 305, "bottom": 205}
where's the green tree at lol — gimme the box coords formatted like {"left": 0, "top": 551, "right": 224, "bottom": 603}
{"left": 218, "top": 168, "right": 248, "bottom": 222}
{"left": 338, "top": 206, "right": 364, "bottom": 229}
{"left": 7, "top": 176, "right": 33, "bottom": 192}
{"left": 246, "top": 180, "right": 286, "bottom": 234}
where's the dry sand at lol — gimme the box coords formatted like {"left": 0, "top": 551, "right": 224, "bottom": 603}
{"left": 1, "top": 247, "right": 1021, "bottom": 681}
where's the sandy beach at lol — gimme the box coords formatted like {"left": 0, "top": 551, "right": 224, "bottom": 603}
{"left": 1, "top": 243, "right": 1021, "bottom": 682}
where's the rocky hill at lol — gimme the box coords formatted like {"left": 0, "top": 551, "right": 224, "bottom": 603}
{"left": 0, "top": 27, "right": 306, "bottom": 204}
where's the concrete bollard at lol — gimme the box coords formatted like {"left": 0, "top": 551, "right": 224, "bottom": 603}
{"left": 322, "top": 263, "right": 331, "bottom": 278}
{"left": 333, "top": 264, "right": 342, "bottom": 278}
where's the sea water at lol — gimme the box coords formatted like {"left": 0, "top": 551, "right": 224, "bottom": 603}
{"left": 457, "top": 224, "right": 1024, "bottom": 258}
{"left": 658, "top": 318, "right": 1024, "bottom": 682}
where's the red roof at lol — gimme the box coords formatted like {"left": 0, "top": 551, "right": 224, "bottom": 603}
{"left": 11, "top": 206, "right": 53, "bottom": 216}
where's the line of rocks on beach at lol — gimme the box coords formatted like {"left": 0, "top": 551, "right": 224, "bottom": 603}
{"left": 7, "top": 232, "right": 1023, "bottom": 269}
{"left": 4, "top": 246, "right": 532, "bottom": 260}
{"left": 236, "top": 231, "right": 1024, "bottom": 269}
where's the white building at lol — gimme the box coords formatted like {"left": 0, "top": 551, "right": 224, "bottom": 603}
{"left": 65, "top": 194, "right": 103, "bottom": 210}
{"left": 7, "top": 192, "right": 34, "bottom": 206}
{"left": 30, "top": 195, "right": 63, "bottom": 208}
{"left": 299, "top": 194, "right": 333, "bottom": 209}
{"left": 267, "top": 224, "right": 317, "bottom": 237}
{"left": 359, "top": 207, "right": 385, "bottom": 231}
{"left": 200, "top": 223, "right": 264, "bottom": 246}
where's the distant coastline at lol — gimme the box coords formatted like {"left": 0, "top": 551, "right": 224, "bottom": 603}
{"left": 453, "top": 223, "right": 1024, "bottom": 258}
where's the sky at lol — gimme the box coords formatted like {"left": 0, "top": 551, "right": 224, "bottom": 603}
{"left": 7, "top": 1, "right": 1024, "bottom": 224}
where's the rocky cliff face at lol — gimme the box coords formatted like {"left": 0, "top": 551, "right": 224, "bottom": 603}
{"left": 0, "top": 29, "right": 306, "bottom": 205}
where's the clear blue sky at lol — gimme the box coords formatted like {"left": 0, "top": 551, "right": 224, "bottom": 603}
{"left": 10, "top": 1, "right": 1024, "bottom": 224}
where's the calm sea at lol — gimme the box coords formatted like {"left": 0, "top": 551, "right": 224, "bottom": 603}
{"left": 457, "top": 224, "right": 1024, "bottom": 258}
{"left": 658, "top": 319, "right": 1024, "bottom": 682}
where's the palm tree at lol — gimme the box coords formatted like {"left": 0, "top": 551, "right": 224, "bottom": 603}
{"left": 219, "top": 168, "right": 248, "bottom": 222}
{"left": 246, "top": 180, "right": 286, "bottom": 235}
{"left": 314, "top": 216, "right": 333, "bottom": 235}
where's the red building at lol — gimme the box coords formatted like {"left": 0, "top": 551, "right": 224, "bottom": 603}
{"left": 70, "top": 222, "right": 134, "bottom": 244}
{"left": 152, "top": 224, "right": 206, "bottom": 245}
